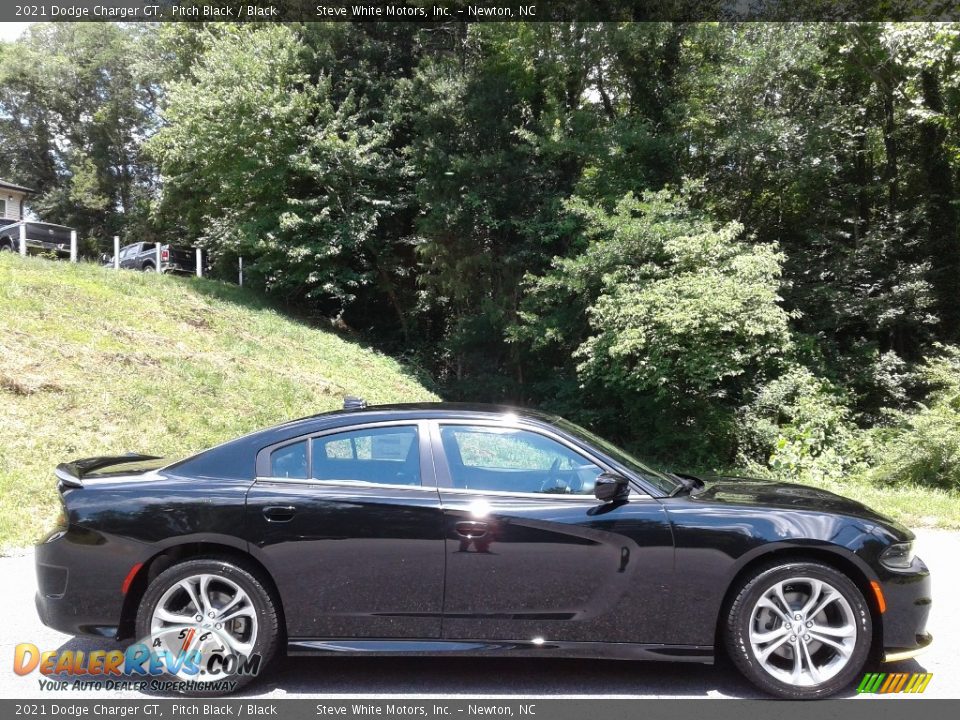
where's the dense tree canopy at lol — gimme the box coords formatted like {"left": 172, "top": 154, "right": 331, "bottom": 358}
{"left": 3, "top": 21, "right": 960, "bottom": 486}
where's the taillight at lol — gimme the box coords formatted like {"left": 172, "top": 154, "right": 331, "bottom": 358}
{"left": 161, "top": 248, "right": 169, "bottom": 262}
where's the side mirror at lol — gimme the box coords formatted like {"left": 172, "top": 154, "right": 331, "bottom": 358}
{"left": 99, "top": 253, "right": 111, "bottom": 264}
{"left": 594, "top": 472, "right": 629, "bottom": 502}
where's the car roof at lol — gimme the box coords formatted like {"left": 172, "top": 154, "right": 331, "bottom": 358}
{"left": 164, "top": 402, "right": 566, "bottom": 482}
{"left": 303, "top": 401, "right": 559, "bottom": 423}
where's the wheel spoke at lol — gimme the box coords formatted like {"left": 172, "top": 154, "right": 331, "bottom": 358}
{"left": 757, "top": 632, "right": 791, "bottom": 661}
{"left": 808, "top": 630, "right": 851, "bottom": 655}
{"left": 773, "top": 582, "right": 793, "bottom": 615}
{"left": 809, "top": 622, "right": 855, "bottom": 638}
{"left": 798, "top": 579, "right": 823, "bottom": 617}
{"left": 199, "top": 574, "right": 215, "bottom": 615}
{"left": 178, "top": 579, "right": 203, "bottom": 616}
{"left": 218, "top": 603, "right": 255, "bottom": 624}
{"left": 790, "top": 641, "right": 803, "bottom": 683}
{"left": 216, "top": 591, "right": 243, "bottom": 617}
{"left": 155, "top": 608, "right": 196, "bottom": 626}
{"left": 757, "top": 597, "right": 791, "bottom": 624}
{"left": 800, "top": 640, "right": 820, "bottom": 684}
{"left": 806, "top": 589, "right": 839, "bottom": 620}
{"left": 220, "top": 631, "right": 254, "bottom": 657}
{"left": 751, "top": 624, "right": 790, "bottom": 644}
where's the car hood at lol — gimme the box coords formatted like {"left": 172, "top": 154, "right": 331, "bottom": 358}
{"left": 690, "top": 475, "right": 913, "bottom": 539}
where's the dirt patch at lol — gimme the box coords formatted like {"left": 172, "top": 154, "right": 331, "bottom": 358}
{"left": 0, "top": 373, "right": 62, "bottom": 395}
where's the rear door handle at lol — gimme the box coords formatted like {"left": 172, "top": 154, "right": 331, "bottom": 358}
{"left": 262, "top": 505, "right": 297, "bottom": 522}
{"left": 455, "top": 521, "right": 488, "bottom": 539}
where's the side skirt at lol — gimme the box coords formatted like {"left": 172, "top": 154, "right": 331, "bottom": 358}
{"left": 287, "top": 638, "right": 713, "bottom": 664}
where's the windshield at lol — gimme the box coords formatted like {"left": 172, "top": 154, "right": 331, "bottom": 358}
{"left": 552, "top": 417, "right": 680, "bottom": 495}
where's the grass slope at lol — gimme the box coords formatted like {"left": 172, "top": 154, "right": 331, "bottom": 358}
{"left": 0, "top": 254, "right": 437, "bottom": 547}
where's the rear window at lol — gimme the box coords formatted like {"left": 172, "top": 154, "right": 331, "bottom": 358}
{"left": 270, "top": 441, "right": 308, "bottom": 479}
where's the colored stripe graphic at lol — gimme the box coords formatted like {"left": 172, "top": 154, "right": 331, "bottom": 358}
{"left": 857, "top": 672, "right": 932, "bottom": 694}
{"left": 879, "top": 674, "right": 898, "bottom": 693}
{"left": 857, "top": 673, "right": 880, "bottom": 693}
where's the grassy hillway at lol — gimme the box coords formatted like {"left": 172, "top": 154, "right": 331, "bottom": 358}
{"left": 0, "top": 254, "right": 437, "bottom": 547}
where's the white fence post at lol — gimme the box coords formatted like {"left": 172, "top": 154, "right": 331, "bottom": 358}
{"left": 70, "top": 230, "right": 77, "bottom": 263}
{"left": 19, "top": 223, "right": 26, "bottom": 256}
{"left": 196, "top": 248, "right": 203, "bottom": 278}
{"left": 113, "top": 236, "right": 120, "bottom": 270}
{"left": 156, "top": 242, "right": 162, "bottom": 273}
{"left": 238, "top": 256, "right": 243, "bottom": 287}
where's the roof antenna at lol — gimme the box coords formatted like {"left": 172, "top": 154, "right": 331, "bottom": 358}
{"left": 343, "top": 396, "right": 367, "bottom": 410}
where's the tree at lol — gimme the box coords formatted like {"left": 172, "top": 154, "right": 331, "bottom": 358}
{"left": 518, "top": 187, "right": 793, "bottom": 464}
{"left": 148, "top": 25, "right": 393, "bottom": 311}
{"left": 0, "top": 23, "right": 159, "bottom": 244}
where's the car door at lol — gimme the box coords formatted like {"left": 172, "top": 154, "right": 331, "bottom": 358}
{"left": 432, "top": 420, "right": 675, "bottom": 645}
{"left": 118, "top": 243, "right": 140, "bottom": 269}
{"left": 245, "top": 421, "right": 446, "bottom": 640}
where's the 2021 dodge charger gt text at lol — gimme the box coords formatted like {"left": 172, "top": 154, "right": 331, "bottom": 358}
{"left": 35, "top": 402, "right": 932, "bottom": 698}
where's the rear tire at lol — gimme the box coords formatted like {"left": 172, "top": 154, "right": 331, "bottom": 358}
{"left": 142, "top": 263, "right": 155, "bottom": 272}
{"left": 724, "top": 560, "right": 872, "bottom": 699}
{"left": 0, "top": 242, "right": 12, "bottom": 252}
{"left": 135, "top": 558, "right": 280, "bottom": 696}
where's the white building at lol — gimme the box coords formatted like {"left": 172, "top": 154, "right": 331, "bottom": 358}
{"left": 0, "top": 179, "right": 34, "bottom": 222}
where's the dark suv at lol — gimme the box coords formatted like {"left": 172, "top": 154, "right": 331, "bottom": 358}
{"left": 103, "top": 242, "right": 198, "bottom": 274}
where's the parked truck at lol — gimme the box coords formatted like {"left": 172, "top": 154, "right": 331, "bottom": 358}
{"left": 101, "top": 242, "right": 199, "bottom": 274}
{"left": 0, "top": 220, "right": 74, "bottom": 257}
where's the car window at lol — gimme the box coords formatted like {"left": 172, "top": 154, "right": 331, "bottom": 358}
{"left": 439, "top": 425, "right": 603, "bottom": 496}
{"left": 313, "top": 426, "right": 420, "bottom": 486}
{"left": 270, "top": 441, "right": 308, "bottom": 479}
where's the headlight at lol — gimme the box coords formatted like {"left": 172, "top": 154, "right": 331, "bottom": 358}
{"left": 879, "top": 542, "right": 915, "bottom": 570}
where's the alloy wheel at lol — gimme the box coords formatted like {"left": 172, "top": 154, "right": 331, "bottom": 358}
{"left": 748, "top": 576, "right": 857, "bottom": 687}
{"left": 149, "top": 573, "right": 259, "bottom": 680}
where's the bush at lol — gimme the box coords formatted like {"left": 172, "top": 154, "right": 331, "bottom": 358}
{"left": 736, "top": 366, "right": 861, "bottom": 484}
{"left": 867, "top": 346, "right": 960, "bottom": 490}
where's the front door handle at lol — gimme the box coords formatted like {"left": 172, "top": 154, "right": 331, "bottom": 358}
{"left": 455, "top": 520, "right": 488, "bottom": 539}
{"left": 262, "top": 505, "right": 297, "bottom": 522}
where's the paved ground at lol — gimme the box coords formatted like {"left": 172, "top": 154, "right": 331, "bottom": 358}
{"left": 1, "top": 530, "right": 956, "bottom": 699}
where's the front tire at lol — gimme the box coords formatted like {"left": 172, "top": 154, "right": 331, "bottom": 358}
{"left": 135, "top": 558, "right": 280, "bottom": 695}
{"left": 725, "top": 561, "right": 872, "bottom": 699}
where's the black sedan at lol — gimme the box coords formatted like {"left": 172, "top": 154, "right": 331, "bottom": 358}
{"left": 35, "top": 402, "right": 931, "bottom": 698}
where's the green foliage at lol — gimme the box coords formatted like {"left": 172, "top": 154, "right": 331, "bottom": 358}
{"left": 737, "top": 367, "right": 860, "bottom": 484}
{"left": 867, "top": 346, "right": 960, "bottom": 490}
{"left": 518, "top": 187, "right": 792, "bottom": 464}
{"left": 148, "top": 25, "right": 392, "bottom": 309}
{"left": 0, "top": 23, "right": 159, "bottom": 243}
{"left": 572, "top": 191, "right": 791, "bottom": 400}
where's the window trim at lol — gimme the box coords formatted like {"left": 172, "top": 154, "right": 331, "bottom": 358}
{"left": 255, "top": 420, "right": 434, "bottom": 489}
{"left": 429, "top": 419, "right": 650, "bottom": 501}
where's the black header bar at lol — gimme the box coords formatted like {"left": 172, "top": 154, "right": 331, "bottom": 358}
{"left": 1, "top": 1, "right": 959, "bottom": 23}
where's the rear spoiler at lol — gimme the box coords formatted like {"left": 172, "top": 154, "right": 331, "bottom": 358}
{"left": 55, "top": 454, "right": 162, "bottom": 488}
